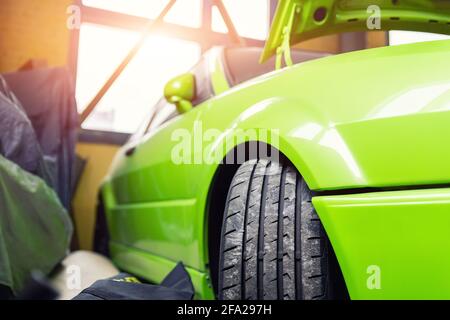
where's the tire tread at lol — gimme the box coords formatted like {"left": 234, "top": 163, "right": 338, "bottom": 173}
{"left": 218, "top": 160, "right": 329, "bottom": 300}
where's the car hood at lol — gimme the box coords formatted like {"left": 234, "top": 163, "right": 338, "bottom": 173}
{"left": 261, "top": 0, "right": 450, "bottom": 62}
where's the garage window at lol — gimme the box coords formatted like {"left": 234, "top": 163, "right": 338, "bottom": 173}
{"left": 77, "top": 24, "right": 201, "bottom": 133}
{"left": 82, "top": 0, "right": 202, "bottom": 27}
{"left": 74, "top": 0, "right": 269, "bottom": 134}
{"left": 212, "top": 0, "right": 269, "bottom": 40}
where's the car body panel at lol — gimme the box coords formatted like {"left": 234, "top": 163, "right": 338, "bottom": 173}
{"left": 313, "top": 188, "right": 450, "bottom": 299}
{"left": 102, "top": 38, "right": 450, "bottom": 298}
{"left": 262, "top": 0, "right": 450, "bottom": 62}
{"left": 109, "top": 39, "right": 450, "bottom": 191}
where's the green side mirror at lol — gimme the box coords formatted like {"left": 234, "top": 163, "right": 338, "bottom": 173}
{"left": 164, "top": 73, "right": 196, "bottom": 114}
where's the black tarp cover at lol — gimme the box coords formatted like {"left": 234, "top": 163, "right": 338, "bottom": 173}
{"left": 3, "top": 68, "right": 79, "bottom": 208}
{"left": 0, "top": 77, "right": 52, "bottom": 185}
{"left": 0, "top": 71, "right": 74, "bottom": 293}
{"left": 73, "top": 263, "right": 195, "bottom": 300}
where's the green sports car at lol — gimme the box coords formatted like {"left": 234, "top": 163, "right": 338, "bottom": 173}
{"left": 98, "top": 0, "right": 450, "bottom": 300}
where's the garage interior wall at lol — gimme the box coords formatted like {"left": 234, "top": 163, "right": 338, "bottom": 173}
{"left": 0, "top": 0, "right": 72, "bottom": 72}
{"left": 0, "top": 0, "right": 387, "bottom": 251}
{"left": 73, "top": 142, "right": 121, "bottom": 250}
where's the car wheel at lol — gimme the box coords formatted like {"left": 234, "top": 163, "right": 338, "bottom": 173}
{"left": 218, "top": 159, "right": 331, "bottom": 300}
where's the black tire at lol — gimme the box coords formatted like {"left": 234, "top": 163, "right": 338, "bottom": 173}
{"left": 218, "top": 159, "right": 330, "bottom": 300}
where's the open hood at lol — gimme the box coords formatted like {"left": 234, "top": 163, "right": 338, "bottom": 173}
{"left": 261, "top": 0, "right": 450, "bottom": 62}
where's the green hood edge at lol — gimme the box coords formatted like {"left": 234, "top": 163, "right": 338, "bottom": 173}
{"left": 261, "top": 0, "right": 450, "bottom": 62}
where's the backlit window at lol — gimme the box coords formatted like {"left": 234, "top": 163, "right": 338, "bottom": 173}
{"left": 75, "top": 1, "right": 269, "bottom": 133}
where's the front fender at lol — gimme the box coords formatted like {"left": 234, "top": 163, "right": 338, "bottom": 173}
{"left": 203, "top": 96, "right": 365, "bottom": 190}
{"left": 203, "top": 40, "right": 450, "bottom": 191}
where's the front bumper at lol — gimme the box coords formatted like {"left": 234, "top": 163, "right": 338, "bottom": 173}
{"left": 313, "top": 188, "right": 450, "bottom": 299}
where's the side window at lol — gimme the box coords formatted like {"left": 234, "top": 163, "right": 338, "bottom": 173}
{"left": 129, "top": 98, "right": 175, "bottom": 140}
{"left": 149, "top": 103, "right": 178, "bottom": 131}
{"left": 190, "top": 57, "right": 214, "bottom": 106}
